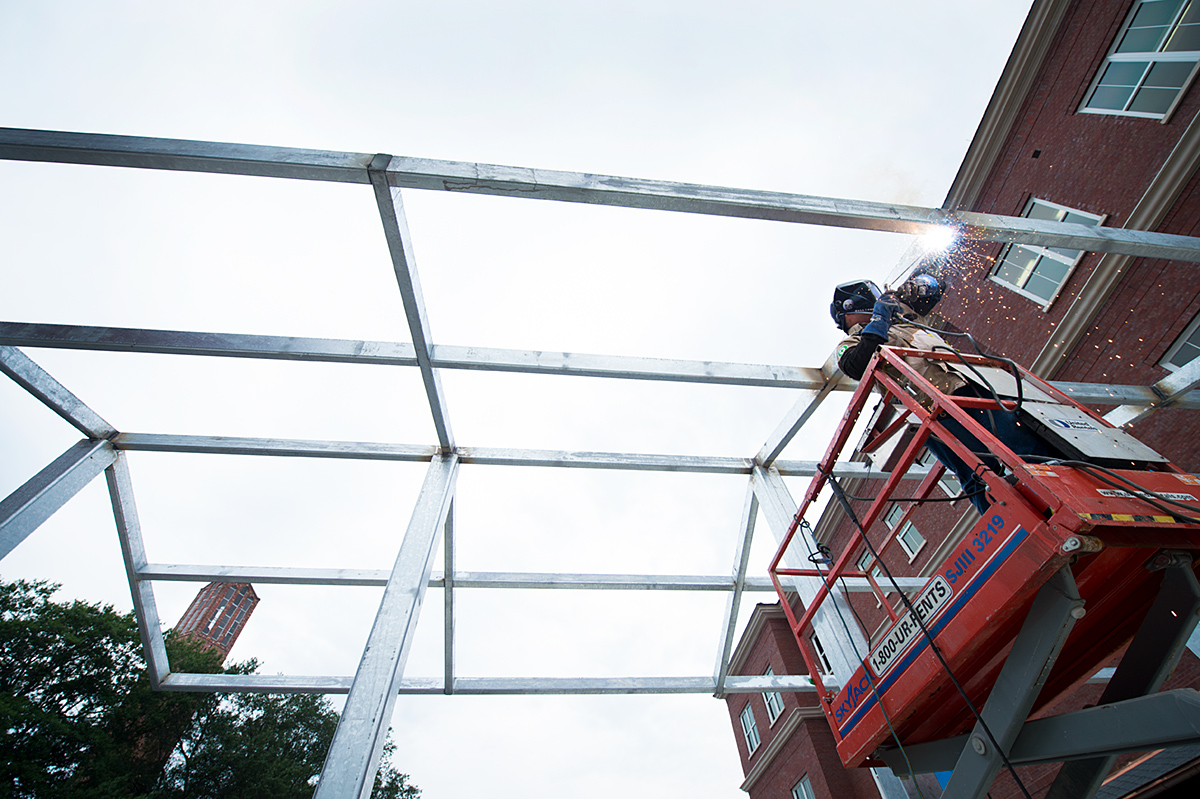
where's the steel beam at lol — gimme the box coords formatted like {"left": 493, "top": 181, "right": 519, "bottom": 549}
{"left": 6, "top": 128, "right": 1200, "bottom": 259}
{"left": 105, "top": 453, "right": 169, "bottom": 687}
{"left": 0, "top": 439, "right": 116, "bottom": 559}
{"left": 1045, "top": 562, "right": 1200, "bottom": 799}
{"left": 757, "top": 356, "right": 842, "bottom": 466}
{"left": 314, "top": 454, "right": 458, "bottom": 799}
{"left": 750, "top": 465, "right": 909, "bottom": 799}
{"left": 443, "top": 500, "right": 455, "bottom": 695}
{"left": 0, "top": 321, "right": 828, "bottom": 389}
{"left": 941, "top": 567, "right": 1083, "bottom": 799}
{"left": 158, "top": 672, "right": 820, "bottom": 695}
{"left": 1105, "top": 356, "right": 1200, "bottom": 427}
{"left": 714, "top": 481, "right": 759, "bottom": 696}
{"left": 113, "top": 432, "right": 437, "bottom": 461}
{"left": 136, "top": 562, "right": 916, "bottom": 592}
{"left": 879, "top": 689, "right": 1200, "bottom": 775}
{"left": 368, "top": 156, "right": 454, "bottom": 452}
{"left": 0, "top": 346, "right": 116, "bottom": 439}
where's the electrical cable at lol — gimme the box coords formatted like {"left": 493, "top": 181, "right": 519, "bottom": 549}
{"left": 824, "top": 470, "right": 1036, "bottom": 799}
{"left": 790, "top": 517, "right": 927, "bottom": 799}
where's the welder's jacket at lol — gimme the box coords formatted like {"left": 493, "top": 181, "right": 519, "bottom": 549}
{"left": 836, "top": 320, "right": 966, "bottom": 401}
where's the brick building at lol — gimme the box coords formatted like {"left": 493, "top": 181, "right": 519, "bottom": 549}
{"left": 174, "top": 581, "right": 260, "bottom": 659}
{"left": 726, "top": 1, "right": 1200, "bottom": 796}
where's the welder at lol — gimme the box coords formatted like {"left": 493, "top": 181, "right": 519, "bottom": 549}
{"left": 830, "top": 275, "right": 1052, "bottom": 515}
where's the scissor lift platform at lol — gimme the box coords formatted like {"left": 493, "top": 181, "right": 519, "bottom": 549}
{"left": 768, "top": 346, "right": 1200, "bottom": 798}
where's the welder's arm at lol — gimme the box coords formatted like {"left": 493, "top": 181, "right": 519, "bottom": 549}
{"left": 838, "top": 299, "right": 895, "bottom": 380}
{"left": 838, "top": 333, "right": 887, "bottom": 380}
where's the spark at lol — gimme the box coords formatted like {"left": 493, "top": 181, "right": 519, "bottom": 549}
{"left": 920, "top": 226, "right": 957, "bottom": 253}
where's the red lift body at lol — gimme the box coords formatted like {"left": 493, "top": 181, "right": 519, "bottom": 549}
{"left": 768, "top": 346, "right": 1200, "bottom": 769}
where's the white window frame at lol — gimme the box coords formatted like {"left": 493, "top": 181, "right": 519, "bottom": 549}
{"left": 857, "top": 550, "right": 887, "bottom": 606}
{"left": 810, "top": 633, "right": 834, "bottom": 675}
{"left": 1080, "top": 0, "right": 1200, "bottom": 122}
{"left": 989, "top": 198, "right": 1105, "bottom": 311}
{"left": 1161, "top": 310, "right": 1200, "bottom": 370}
{"left": 884, "top": 504, "right": 926, "bottom": 562}
{"left": 792, "top": 775, "right": 817, "bottom": 799}
{"left": 762, "top": 666, "right": 785, "bottom": 724}
{"left": 915, "top": 446, "right": 962, "bottom": 499}
{"left": 739, "top": 703, "right": 761, "bottom": 754}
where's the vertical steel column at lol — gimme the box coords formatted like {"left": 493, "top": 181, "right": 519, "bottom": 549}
{"left": 942, "top": 567, "right": 1084, "bottom": 799}
{"left": 105, "top": 453, "right": 170, "bottom": 686}
{"left": 368, "top": 156, "right": 455, "bottom": 452}
{"left": 713, "top": 480, "right": 758, "bottom": 696}
{"left": 314, "top": 454, "right": 459, "bottom": 799}
{"left": 443, "top": 498, "right": 456, "bottom": 695}
{"left": 749, "top": 465, "right": 909, "bottom": 799}
{"left": 1045, "top": 559, "right": 1200, "bottom": 799}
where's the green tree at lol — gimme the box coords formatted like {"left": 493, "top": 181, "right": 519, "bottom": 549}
{"left": 0, "top": 579, "right": 417, "bottom": 799}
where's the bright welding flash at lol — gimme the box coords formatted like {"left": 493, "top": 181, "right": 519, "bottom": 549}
{"left": 920, "top": 225, "right": 957, "bottom": 253}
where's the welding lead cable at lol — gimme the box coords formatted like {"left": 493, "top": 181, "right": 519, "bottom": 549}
{"left": 792, "top": 518, "right": 927, "bottom": 799}
{"left": 824, "top": 471, "right": 1036, "bottom": 799}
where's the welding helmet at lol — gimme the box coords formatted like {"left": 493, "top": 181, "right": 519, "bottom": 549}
{"left": 830, "top": 280, "right": 882, "bottom": 332}
{"left": 893, "top": 272, "right": 945, "bottom": 316}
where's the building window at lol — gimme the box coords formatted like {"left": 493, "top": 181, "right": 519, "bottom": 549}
{"left": 763, "top": 667, "right": 785, "bottom": 723}
{"left": 884, "top": 505, "right": 926, "bottom": 561}
{"left": 810, "top": 633, "right": 834, "bottom": 675}
{"left": 990, "top": 198, "right": 1103, "bottom": 308}
{"left": 857, "top": 550, "right": 887, "bottom": 606}
{"left": 792, "top": 775, "right": 816, "bottom": 799}
{"left": 1081, "top": 0, "right": 1200, "bottom": 120}
{"left": 1161, "top": 311, "right": 1200, "bottom": 370}
{"left": 739, "top": 703, "right": 761, "bottom": 753}
{"left": 915, "top": 447, "right": 962, "bottom": 498}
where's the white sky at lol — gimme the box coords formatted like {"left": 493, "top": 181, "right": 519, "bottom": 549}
{"left": 0, "top": 2, "right": 1034, "bottom": 797}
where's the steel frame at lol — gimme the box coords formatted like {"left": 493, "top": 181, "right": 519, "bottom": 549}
{"left": 4, "top": 128, "right": 1200, "bottom": 796}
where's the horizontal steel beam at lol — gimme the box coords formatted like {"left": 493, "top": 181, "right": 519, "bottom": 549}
{"left": 0, "top": 321, "right": 830, "bottom": 389}
{"left": 5, "top": 128, "right": 1200, "bottom": 259}
{"left": 137, "top": 562, "right": 921, "bottom": 592}
{"left": 112, "top": 431, "right": 931, "bottom": 481}
{"left": 158, "top": 673, "right": 820, "bottom": 695}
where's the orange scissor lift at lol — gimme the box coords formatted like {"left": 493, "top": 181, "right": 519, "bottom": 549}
{"left": 768, "top": 345, "right": 1200, "bottom": 799}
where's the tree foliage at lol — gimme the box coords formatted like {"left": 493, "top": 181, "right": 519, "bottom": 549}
{"left": 0, "top": 579, "right": 418, "bottom": 799}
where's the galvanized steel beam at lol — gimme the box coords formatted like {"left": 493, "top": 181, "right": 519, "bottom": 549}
{"left": 1105, "top": 356, "right": 1200, "bottom": 427}
{"left": 113, "top": 432, "right": 438, "bottom": 461}
{"left": 159, "top": 672, "right": 820, "bottom": 695}
{"left": 757, "top": 355, "right": 843, "bottom": 466}
{"left": 0, "top": 346, "right": 116, "bottom": 439}
{"left": 0, "top": 439, "right": 117, "bottom": 559}
{"left": 714, "top": 481, "right": 759, "bottom": 697}
{"left": 6, "top": 128, "right": 1200, "bottom": 259}
{"left": 443, "top": 500, "right": 455, "bottom": 695}
{"left": 314, "top": 454, "right": 458, "bottom": 799}
{"left": 105, "top": 453, "right": 170, "bottom": 687}
{"left": 368, "top": 156, "right": 454, "bottom": 452}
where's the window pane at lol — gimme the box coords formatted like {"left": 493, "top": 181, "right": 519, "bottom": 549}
{"left": 884, "top": 504, "right": 905, "bottom": 528}
{"left": 1023, "top": 268, "right": 1063, "bottom": 302}
{"left": 1117, "top": 0, "right": 1184, "bottom": 53}
{"left": 1026, "top": 201, "right": 1064, "bottom": 222}
{"left": 900, "top": 522, "right": 925, "bottom": 556}
{"left": 1144, "top": 59, "right": 1195, "bottom": 86}
{"left": 1130, "top": 85, "right": 1181, "bottom": 113}
{"left": 995, "top": 246, "right": 1039, "bottom": 288}
{"left": 1165, "top": 23, "right": 1200, "bottom": 50}
{"left": 1118, "top": 25, "right": 1171, "bottom": 53}
{"left": 793, "top": 776, "right": 817, "bottom": 799}
{"left": 1100, "top": 59, "right": 1152, "bottom": 88}
{"left": 1088, "top": 84, "right": 1137, "bottom": 110}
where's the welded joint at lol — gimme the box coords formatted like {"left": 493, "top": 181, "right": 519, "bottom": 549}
{"left": 367, "top": 153, "right": 393, "bottom": 177}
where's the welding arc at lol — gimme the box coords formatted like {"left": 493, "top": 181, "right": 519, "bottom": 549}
{"left": 824, "top": 471, "right": 1036, "bottom": 799}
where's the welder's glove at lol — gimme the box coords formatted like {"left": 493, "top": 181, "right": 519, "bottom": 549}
{"left": 861, "top": 298, "right": 895, "bottom": 339}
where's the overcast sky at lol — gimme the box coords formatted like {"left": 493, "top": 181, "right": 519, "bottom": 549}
{"left": 0, "top": 2, "right": 1034, "bottom": 796}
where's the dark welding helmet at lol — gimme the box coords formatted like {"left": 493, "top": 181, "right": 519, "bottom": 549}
{"left": 830, "top": 280, "right": 882, "bottom": 332}
{"left": 893, "top": 272, "right": 945, "bottom": 316}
